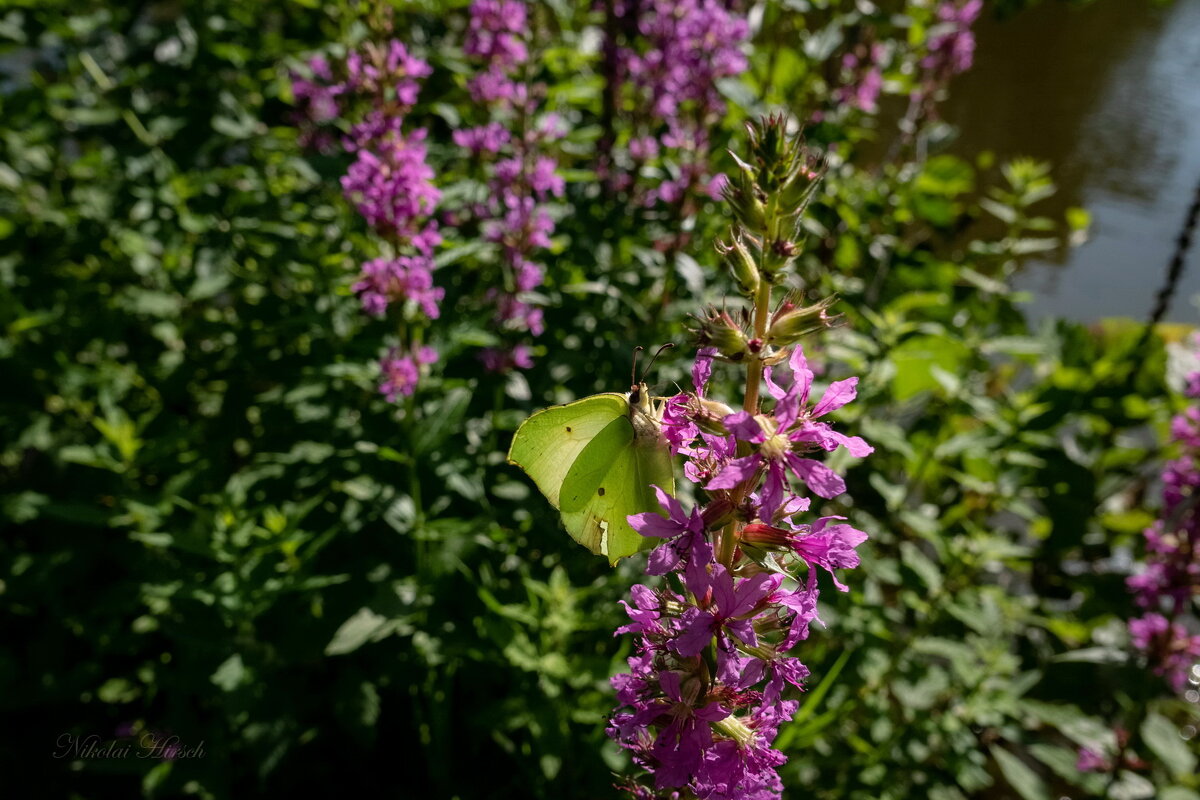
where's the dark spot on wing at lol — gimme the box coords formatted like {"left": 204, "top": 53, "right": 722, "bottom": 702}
{"left": 565, "top": 426, "right": 572, "bottom": 432}
{"left": 598, "top": 487, "right": 606, "bottom": 496}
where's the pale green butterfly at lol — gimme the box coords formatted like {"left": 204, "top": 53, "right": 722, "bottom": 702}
{"left": 507, "top": 348, "right": 676, "bottom": 565}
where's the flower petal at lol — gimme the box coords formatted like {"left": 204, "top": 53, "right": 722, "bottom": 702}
{"left": 706, "top": 454, "right": 761, "bottom": 491}
{"left": 812, "top": 377, "right": 858, "bottom": 418}
{"left": 785, "top": 454, "right": 846, "bottom": 499}
{"left": 693, "top": 347, "right": 716, "bottom": 396}
{"left": 723, "top": 411, "right": 765, "bottom": 443}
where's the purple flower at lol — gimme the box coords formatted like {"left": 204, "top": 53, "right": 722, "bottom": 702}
{"left": 675, "top": 565, "right": 780, "bottom": 681}
{"left": 773, "top": 571, "right": 823, "bottom": 650}
{"left": 464, "top": 0, "right": 529, "bottom": 68}
{"left": 693, "top": 347, "right": 716, "bottom": 396}
{"left": 454, "top": 4, "right": 561, "bottom": 364}
{"left": 453, "top": 122, "right": 512, "bottom": 154}
{"left": 628, "top": 485, "right": 711, "bottom": 575}
{"left": 706, "top": 347, "right": 872, "bottom": 518}
{"left": 1076, "top": 747, "right": 1110, "bottom": 773}
{"left": 662, "top": 394, "right": 701, "bottom": 455}
{"left": 835, "top": 43, "right": 887, "bottom": 114}
{"left": 695, "top": 703, "right": 794, "bottom": 798}
{"left": 344, "top": 39, "right": 432, "bottom": 103}
{"left": 742, "top": 516, "right": 868, "bottom": 592}
{"left": 609, "top": 0, "right": 749, "bottom": 206}
{"left": 617, "top": 584, "right": 669, "bottom": 637}
{"left": 1129, "top": 613, "right": 1200, "bottom": 692}
{"left": 341, "top": 129, "right": 442, "bottom": 249}
{"left": 923, "top": 0, "right": 982, "bottom": 75}
{"left": 353, "top": 255, "right": 443, "bottom": 320}
{"left": 629, "top": 136, "right": 660, "bottom": 161}
{"left": 479, "top": 344, "right": 535, "bottom": 373}
{"left": 608, "top": 340, "right": 872, "bottom": 797}
{"left": 379, "top": 345, "right": 437, "bottom": 401}
{"left": 1126, "top": 358, "right": 1200, "bottom": 694}
{"left": 647, "top": 670, "right": 730, "bottom": 789}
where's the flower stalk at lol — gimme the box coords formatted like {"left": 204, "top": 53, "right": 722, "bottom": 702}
{"left": 608, "top": 115, "right": 872, "bottom": 799}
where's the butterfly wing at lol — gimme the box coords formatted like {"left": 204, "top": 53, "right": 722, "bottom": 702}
{"left": 506, "top": 393, "right": 629, "bottom": 509}
{"left": 508, "top": 391, "right": 676, "bottom": 565}
{"left": 559, "top": 414, "right": 676, "bottom": 565}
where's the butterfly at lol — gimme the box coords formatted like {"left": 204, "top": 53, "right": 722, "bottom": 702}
{"left": 507, "top": 349, "right": 676, "bottom": 565}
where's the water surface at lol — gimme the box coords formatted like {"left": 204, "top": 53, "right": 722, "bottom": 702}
{"left": 942, "top": 0, "right": 1200, "bottom": 323}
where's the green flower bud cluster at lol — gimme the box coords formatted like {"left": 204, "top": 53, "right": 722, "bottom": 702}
{"left": 767, "top": 293, "right": 842, "bottom": 347}
{"left": 719, "top": 114, "right": 826, "bottom": 292}
{"left": 691, "top": 309, "right": 754, "bottom": 362}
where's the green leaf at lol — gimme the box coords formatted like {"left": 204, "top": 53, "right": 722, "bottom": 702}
{"left": 98, "top": 677, "right": 140, "bottom": 703}
{"left": 992, "top": 747, "right": 1051, "bottom": 800}
{"left": 325, "top": 608, "right": 391, "bottom": 656}
{"left": 1161, "top": 789, "right": 1200, "bottom": 800}
{"left": 414, "top": 387, "right": 471, "bottom": 455}
{"left": 900, "top": 541, "right": 943, "bottom": 591}
{"left": 1141, "top": 713, "right": 1197, "bottom": 779}
{"left": 888, "top": 334, "right": 972, "bottom": 400}
{"left": 1052, "top": 646, "right": 1127, "bottom": 665}
{"left": 916, "top": 155, "right": 975, "bottom": 196}
{"left": 211, "top": 654, "right": 246, "bottom": 692}
{"left": 1020, "top": 700, "right": 1116, "bottom": 751}
{"left": 1109, "top": 771, "right": 1156, "bottom": 800}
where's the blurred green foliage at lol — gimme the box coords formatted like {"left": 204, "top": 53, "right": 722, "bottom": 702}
{"left": 1, "top": 2, "right": 1196, "bottom": 799}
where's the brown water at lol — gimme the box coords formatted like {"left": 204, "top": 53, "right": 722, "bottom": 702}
{"left": 941, "top": 0, "right": 1200, "bottom": 323}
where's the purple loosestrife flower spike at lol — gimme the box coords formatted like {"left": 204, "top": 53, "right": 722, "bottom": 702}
{"left": 609, "top": 117, "right": 870, "bottom": 798}
{"left": 612, "top": 344, "right": 871, "bottom": 797}
{"left": 292, "top": 38, "right": 442, "bottom": 402}
{"left": 1126, "top": 336, "right": 1200, "bottom": 692}
{"left": 608, "top": 0, "right": 750, "bottom": 207}
{"left": 454, "top": 0, "right": 560, "bottom": 371}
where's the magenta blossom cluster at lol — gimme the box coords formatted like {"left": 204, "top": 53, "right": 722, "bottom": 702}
{"left": 834, "top": 42, "right": 887, "bottom": 114}
{"left": 923, "top": 0, "right": 983, "bottom": 76}
{"left": 336, "top": 40, "right": 441, "bottom": 254}
{"left": 290, "top": 56, "right": 343, "bottom": 151}
{"left": 464, "top": 0, "right": 529, "bottom": 103}
{"left": 340, "top": 129, "right": 441, "bottom": 255}
{"left": 610, "top": 0, "right": 749, "bottom": 206}
{"left": 379, "top": 345, "right": 438, "bottom": 403}
{"left": 1126, "top": 359, "right": 1200, "bottom": 692}
{"left": 898, "top": 0, "right": 982, "bottom": 135}
{"left": 353, "top": 255, "right": 443, "bottom": 320}
{"left": 292, "top": 40, "right": 443, "bottom": 401}
{"left": 608, "top": 346, "right": 871, "bottom": 798}
{"left": 455, "top": 0, "right": 565, "bottom": 373}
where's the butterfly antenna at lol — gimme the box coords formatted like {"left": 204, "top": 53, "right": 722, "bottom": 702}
{"left": 639, "top": 343, "right": 675, "bottom": 383}
{"left": 630, "top": 346, "right": 645, "bottom": 388}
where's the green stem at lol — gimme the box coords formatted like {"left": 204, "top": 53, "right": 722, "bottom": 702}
{"left": 718, "top": 521, "right": 739, "bottom": 568}
{"left": 743, "top": 279, "right": 772, "bottom": 414}
{"left": 719, "top": 261, "right": 775, "bottom": 568}
{"left": 404, "top": 390, "right": 425, "bottom": 574}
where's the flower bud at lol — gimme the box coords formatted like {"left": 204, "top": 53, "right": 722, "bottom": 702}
{"left": 695, "top": 398, "right": 734, "bottom": 435}
{"left": 760, "top": 238, "right": 799, "bottom": 283}
{"left": 740, "top": 522, "right": 792, "bottom": 548}
{"left": 779, "top": 155, "right": 825, "bottom": 217}
{"left": 701, "top": 496, "right": 735, "bottom": 530}
{"left": 692, "top": 310, "right": 751, "bottom": 362}
{"left": 715, "top": 230, "right": 760, "bottom": 296}
{"left": 746, "top": 114, "right": 815, "bottom": 197}
{"left": 713, "top": 713, "right": 756, "bottom": 748}
{"left": 722, "top": 156, "right": 769, "bottom": 232}
{"left": 767, "top": 295, "right": 841, "bottom": 346}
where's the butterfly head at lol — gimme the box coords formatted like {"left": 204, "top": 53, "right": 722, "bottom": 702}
{"left": 628, "top": 381, "right": 653, "bottom": 414}
{"left": 624, "top": 381, "right": 662, "bottom": 431}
